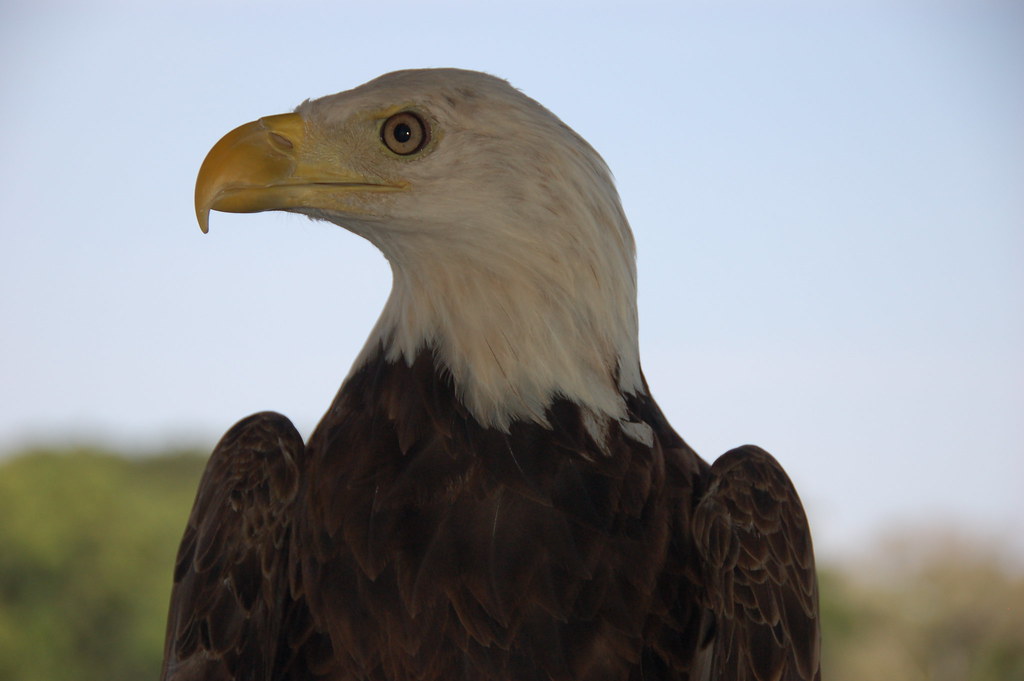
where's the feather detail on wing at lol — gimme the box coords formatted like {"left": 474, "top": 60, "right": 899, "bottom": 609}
{"left": 161, "top": 412, "right": 306, "bottom": 681}
{"left": 693, "top": 446, "right": 821, "bottom": 681}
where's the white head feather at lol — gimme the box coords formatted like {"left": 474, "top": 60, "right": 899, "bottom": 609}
{"left": 295, "top": 69, "right": 645, "bottom": 431}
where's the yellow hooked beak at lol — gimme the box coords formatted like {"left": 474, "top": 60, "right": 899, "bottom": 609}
{"left": 194, "top": 113, "right": 404, "bottom": 233}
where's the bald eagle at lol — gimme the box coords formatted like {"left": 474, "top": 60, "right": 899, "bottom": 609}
{"left": 163, "top": 69, "right": 820, "bottom": 681}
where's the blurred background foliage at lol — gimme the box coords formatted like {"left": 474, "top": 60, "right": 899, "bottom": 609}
{"left": 1, "top": 448, "right": 1021, "bottom": 681}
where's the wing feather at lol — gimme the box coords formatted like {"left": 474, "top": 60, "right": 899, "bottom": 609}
{"left": 160, "top": 412, "right": 305, "bottom": 681}
{"left": 693, "top": 445, "right": 821, "bottom": 681}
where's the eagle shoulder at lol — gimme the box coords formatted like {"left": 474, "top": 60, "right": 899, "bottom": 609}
{"left": 161, "top": 412, "right": 306, "bottom": 681}
{"left": 692, "top": 445, "right": 821, "bottom": 681}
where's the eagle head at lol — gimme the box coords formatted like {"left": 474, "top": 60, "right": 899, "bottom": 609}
{"left": 195, "top": 68, "right": 645, "bottom": 431}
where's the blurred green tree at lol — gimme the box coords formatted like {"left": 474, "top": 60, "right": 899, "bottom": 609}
{"left": 0, "top": 449, "right": 205, "bottom": 681}
{"left": 820, "top": 532, "right": 1024, "bottom": 681}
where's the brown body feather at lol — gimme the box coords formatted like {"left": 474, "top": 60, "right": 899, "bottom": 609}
{"left": 161, "top": 347, "right": 820, "bottom": 681}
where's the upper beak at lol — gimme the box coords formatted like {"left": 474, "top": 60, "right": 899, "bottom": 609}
{"left": 194, "top": 112, "right": 402, "bottom": 233}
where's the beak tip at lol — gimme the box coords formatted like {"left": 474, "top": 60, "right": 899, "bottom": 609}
{"left": 197, "top": 208, "right": 211, "bottom": 234}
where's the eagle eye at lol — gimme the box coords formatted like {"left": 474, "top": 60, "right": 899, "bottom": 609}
{"left": 381, "top": 112, "right": 429, "bottom": 156}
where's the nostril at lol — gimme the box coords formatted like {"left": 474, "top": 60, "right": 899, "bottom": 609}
{"left": 269, "top": 132, "right": 294, "bottom": 150}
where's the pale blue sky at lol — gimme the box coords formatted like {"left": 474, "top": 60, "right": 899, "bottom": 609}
{"left": 2, "top": 1, "right": 1022, "bottom": 562}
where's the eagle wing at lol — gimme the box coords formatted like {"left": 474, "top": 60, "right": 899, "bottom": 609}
{"left": 160, "top": 412, "right": 306, "bottom": 681}
{"left": 693, "top": 445, "right": 821, "bottom": 681}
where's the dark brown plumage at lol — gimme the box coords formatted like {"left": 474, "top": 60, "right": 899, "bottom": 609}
{"left": 165, "top": 68, "right": 820, "bottom": 681}
{"left": 162, "top": 348, "right": 819, "bottom": 681}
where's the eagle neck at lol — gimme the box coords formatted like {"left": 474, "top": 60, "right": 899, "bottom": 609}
{"left": 349, "top": 232, "right": 644, "bottom": 432}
